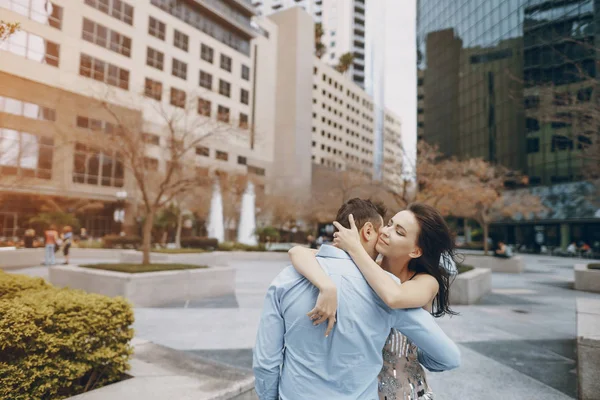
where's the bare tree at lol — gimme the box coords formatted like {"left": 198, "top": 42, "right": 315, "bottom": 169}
{"left": 79, "top": 89, "right": 240, "bottom": 264}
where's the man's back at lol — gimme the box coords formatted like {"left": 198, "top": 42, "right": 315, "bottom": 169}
{"left": 253, "top": 245, "right": 460, "bottom": 400}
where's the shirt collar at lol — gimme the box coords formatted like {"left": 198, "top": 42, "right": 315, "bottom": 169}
{"left": 316, "top": 244, "right": 352, "bottom": 260}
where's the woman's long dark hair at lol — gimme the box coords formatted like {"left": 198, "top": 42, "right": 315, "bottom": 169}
{"left": 406, "top": 203, "right": 460, "bottom": 318}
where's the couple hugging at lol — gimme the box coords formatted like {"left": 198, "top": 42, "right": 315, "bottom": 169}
{"left": 253, "top": 198, "right": 461, "bottom": 400}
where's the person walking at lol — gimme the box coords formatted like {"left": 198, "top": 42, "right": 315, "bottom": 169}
{"left": 44, "top": 225, "right": 59, "bottom": 266}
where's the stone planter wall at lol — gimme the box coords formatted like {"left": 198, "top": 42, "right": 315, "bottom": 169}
{"left": 49, "top": 265, "right": 235, "bottom": 307}
{"left": 449, "top": 267, "right": 492, "bottom": 305}
{"left": 577, "top": 298, "right": 600, "bottom": 400}
{"left": 0, "top": 248, "right": 44, "bottom": 269}
{"left": 574, "top": 264, "right": 600, "bottom": 293}
{"left": 462, "top": 254, "right": 525, "bottom": 273}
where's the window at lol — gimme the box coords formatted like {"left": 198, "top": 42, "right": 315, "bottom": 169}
{"left": 144, "top": 78, "right": 162, "bottom": 101}
{"left": 1, "top": 31, "right": 60, "bottom": 67}
{"left": 217, "top": 105, "right": 230, "bottom": 122}
{"left": 4, "top": 0, "right": 63, "bottom": 29}
{"left": 172, "top": 58, "right": 187, "bottom": 80}
{"left": 241, "top": 64, "right": 250, "bottom": 80}
{"left": 142, "top": 133, "right": 160, "bottom": 145}
{"left": 196, "top": 146, "right": 209, "bottom": 157}
{"left": 170, "top": 87, "right": 186, "bottom": 108}
{"left": 73, "top": 142, "right": 124, "bottom": 187}
{"left": 0, "top": 96, "right": 56, "bottom": 121}
{"left": 143, "top": 157, "right": 159, "bottom": 171}
{"left": 201, "top": 43, "right": 214, "bottom": 63}
{"left": 220, "top": 54, "right": 232, "bottom": 72}
{"left": 248, "top": 165, "right": 265, "bottom": 176}
{"left": 173, "top": 30, "right": 189, "bottom": 51}
{"left": 239, "top": 113, "right": 248, "bottom": 129}
{"left": 219, "top": 80, "right": 231, "bottom": 97}
{"left": 526, "top": 138, "right": 539, "bottom": 154}
{"left": 216, "top": 150, "right": 228, "bottom": 161}
{"left": 82, "top": 19, "right": 131, "bottom": 57}
{"left": 79, "top": 54, "right": 129, "bottom": 90}
{"left": 197, "top": 98, "right": 211, "bottom": 116}
{"left": 148, "top": 16, "right": 165, "bottom": 40}
{"left": 240, "top": 89, "right": 249, "bottom": 105}
{"left": 84, "top": 0, "right": 134, "bottom": 25}
{"left": 76, "top": 116, "right": 116, "bottom": 134}
{"left": 0, "top": 128, "right": 53, "bottom": 180}
{"left": 199, "top": 70, "right": 212, "bottom": 90}
{"left": 237, "top": 156, "right": 247, "bottom": 165}
{"left": 146, "top": 47, "right": 164, "bottom": 70}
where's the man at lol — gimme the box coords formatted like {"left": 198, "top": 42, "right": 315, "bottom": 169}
{"left": 253, "top": 199, "right": 460, "bottom": 400}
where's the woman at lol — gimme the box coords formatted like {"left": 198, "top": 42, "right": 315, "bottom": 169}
{"left": 289, "top": 203, "right": 457, "bottom": 400}
{"left": 62, "top": 226, "right": 73, "bottom": 265}
{"left": 44, "top": 224, "right": 59, "bottom": 266}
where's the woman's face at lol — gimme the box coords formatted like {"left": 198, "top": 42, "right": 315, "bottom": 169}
{"left": 376, "top": 210, "right": 421, "bottom": 259}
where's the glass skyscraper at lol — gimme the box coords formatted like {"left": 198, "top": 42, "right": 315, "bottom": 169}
{"left": 417, "top": 0, "right": 600, "bottom": 249}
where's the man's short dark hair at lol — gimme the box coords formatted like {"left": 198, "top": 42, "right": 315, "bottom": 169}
{"left": 335, "top": 198, "right": 386, "bottom": 231}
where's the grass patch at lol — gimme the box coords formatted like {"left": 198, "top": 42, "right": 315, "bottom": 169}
{"left": 457, "top": 264, "right": 475, "bottom": 274}
{"left": 150, "top": 248, "right": 207, "bottom": 254}
{"left": 588, "top": 263, "right": 600, "bottom": 270}
{"left": 79, "top": 263, "right": 207, "bottom": 273}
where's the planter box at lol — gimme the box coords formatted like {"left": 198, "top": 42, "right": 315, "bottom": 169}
{"left": 49, "top": 265, "right": 235, "bottom": 307}
{"left": 449, "top": 267, "right": 492, "bottom": 305}
{"left": 574, "top": 264, "right": 600, "bottom": 294}
{"left": 462, "top": 255, "right": 525, "bottom": 274}
{"left": 577, "top": 298, "right": 600, "bottom": 400}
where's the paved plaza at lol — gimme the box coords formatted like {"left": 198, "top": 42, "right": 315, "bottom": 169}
{"left": 10, "top": 252, "right": 600, "bottom": 400}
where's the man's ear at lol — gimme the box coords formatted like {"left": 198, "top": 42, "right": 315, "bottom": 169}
{"left": 361, "top": 221, "right": 375, "bottom": 241}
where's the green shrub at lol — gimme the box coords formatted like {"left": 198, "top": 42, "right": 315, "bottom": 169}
{"left": 589, "top": 263, "right": 600, "bottom": 270}
{"left": 218, "top": 242, "right": 266, "bottom": 252}
{"left": 180, "top": 236, "right": 219, "bottom": 249}
{"left": 254, "top": 226, "right": 280, "bottom": 243}
{"left": 459, "top": 242, "right": 484, "bottom": 251}
{"left": 457, "top": 264, "right": 475, "bottom": 274}
{"left": 0, "top": 271, "right": 134, "bottom": 400}
{"left": 0, "top": 272, "right": 50, "bottom": 299}
{"left": 102, "top": 235, "right": 142, "bottom": 249}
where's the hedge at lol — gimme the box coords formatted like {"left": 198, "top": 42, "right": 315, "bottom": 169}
{"left": 218, "top": 242, "right": 266, "bottom": 252}
{"left": 180, "top": 236, "right": 219, "bottom": 249}
{"left": 0, "top": 271, "right": 134, "bottom": 400}
{"left": 102, "top": 235, "right": 142, "bottom": 249}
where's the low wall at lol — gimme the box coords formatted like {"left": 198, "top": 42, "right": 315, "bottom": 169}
{"left": 449, "top": 268, "right": 492, "bottom": 305}
{"left": 574, "top": 264, "right": 600, "bottom": 294}
{"left": 461, "top": 254, "right": 525, "bottom": 273}
{"left": 49, "top": 265, "right": 236, "bottom": 307}
{"left": 0, "top": 249, "right": 44, "bottom": 269}
{"left": 577, "top": 298, "right": 600, "bottom": 400}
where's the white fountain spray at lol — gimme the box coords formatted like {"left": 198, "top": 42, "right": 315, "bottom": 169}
{"left": 237, "top": 181, "right": 257, "bottom": 246}
{"left": 207, "top": 180, "right": 225, "bottom": 242}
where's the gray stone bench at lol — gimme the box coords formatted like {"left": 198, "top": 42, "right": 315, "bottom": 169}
{"left": 449, "top": 267, "right": 492, "bottom": 305}
{"left": 577, "top": 298, "right": 600, "bottom": 400}
{"left": 574, "top": 264, "right": 600, "bottom": 294}
{"left": 49, "top": 265, "right": 235, "bottom": 307}
{"left": 461, "top": 254, "right": 525, "bottom": 274}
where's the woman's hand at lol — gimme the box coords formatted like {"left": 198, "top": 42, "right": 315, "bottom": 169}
{"left": 332, "top": 214, "right": 362, "bottom": 254}
{"left": 307, "top": 284, "right": 337, "bottom": 337}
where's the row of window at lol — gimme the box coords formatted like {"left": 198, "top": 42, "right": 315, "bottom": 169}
{"left": 82, "top": 18, "right": 132, "bottom": 57}
{"left": 73, "top": 142, "right": 125, "bottom": 187}
{"left": 314, "top": 128, "right": 372, "bottom": 154}
{"left": 150, "top": 0, "right": 251, "bottom": 56}
{"left": 0, "top": 95, "right": 56, "bottom": 122}
{"left": 1, "top": 0, "right": 63, "bottom": 30}
{"left": 0, "top": 30, "right": 60, "bottom": 67}
{"left": 194, "top": 147, "right": 265, "bottom": 176}
{"left": 79, "top": 53, "right": 129, "bottom": 90}
{"left": 84, "top": 0, "right": 134, "bottom": 26}
{"left": 526, "top": 135, "right": 592, "bottom": 154}
{"left": 143, "top": 79, "right": 249, "bottom": 128}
